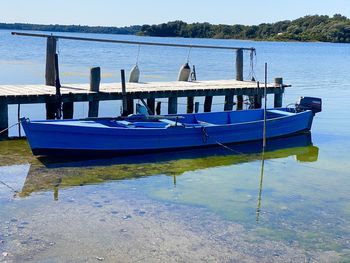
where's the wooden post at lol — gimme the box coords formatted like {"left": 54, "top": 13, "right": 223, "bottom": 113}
{"left": 45, "top": 36, "right": 57, "bottom": 119}
{"left": 236, "top": 48, "right": 244, "bottom": 111}
{"left": 147, "top": 98, "right": 155, "bottom": 115}
{"left": 204, "top": 96, "right": 213, "bottom": 112}
{"left": 63, "top": 100, "right": 74, "bottom": 119}
{"left": 274, "top": 77, "right": 283, "bottom": 108}
{"left": 156, "top": 101, "right": 161, "bottom": 115}
{"left": 121, "top": 69, "right": 128, "bottom": 116}
{"left": 127, "top": 98, "right": 134, "bottom": 115}
{"left": 88, "top": 67, "right": 101, "bottom": 118}
{"left": 168, "top": 97, "right": 178, "bottom": 114}
{"left": 195, "top": 102, "right": 200, "bottom": 113}
{"left": 187, "top": 97, "right": 194, "bottom": 113}
{"left": 0, "top": 99, "right": 8, "bottom": 139}
{"left": 254, "top": 95, "right": 262, "bottom": 108}
{"left": 236, "top": 49, "right": 243, "bottom": 81}
{"left": 224, "top": 95, "right": 234, "bottom": 111}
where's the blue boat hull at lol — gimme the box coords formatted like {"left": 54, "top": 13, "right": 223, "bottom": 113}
{"left": 21, "top": 109, "right": 315, "bottom": 156}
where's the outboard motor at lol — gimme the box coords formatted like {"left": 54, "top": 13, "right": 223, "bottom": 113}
{"left": 296, "top": 97, "right": 322, "bottom": 114}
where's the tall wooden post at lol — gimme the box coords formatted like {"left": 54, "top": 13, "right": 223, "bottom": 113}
{"left": 0, "top": 98, "right": 8, "bottom": 139}
{"left": 45, "top": 36, "right": 57, "bottom": 119}
{"left": 204, "top": 96, "right": 213, "bottom": 112}
{"left": 236, "top": 48, "right": 244, "bottom": 110}
{"left": 147, "top": 98, "right": 155, "bottom": 115}
{"left": 274, "top": 77, "right": 283, "bottom": 108}
{"left": 168, "top": 97, "right": 178, "bottom": 114}
{"left": 121, "top": 69, "right": 129, "bottom": 116}
{"left": 187, "top": 97, "right": 194, "bottom": 113}
{"left": 88, "top": 67, "right": 101, "bottom": 118}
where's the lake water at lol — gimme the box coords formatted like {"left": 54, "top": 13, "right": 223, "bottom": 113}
{"left": 0, "top": 29, "right": 350, "bottom": 262}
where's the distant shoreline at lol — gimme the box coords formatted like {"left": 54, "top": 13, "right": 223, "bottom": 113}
{"left": 1, "top": 14, "right": 350, "bottom": 44}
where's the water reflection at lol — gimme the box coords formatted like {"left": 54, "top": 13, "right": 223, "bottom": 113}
{"left": 10, "top": 133, "right": 318, "bottom": 199}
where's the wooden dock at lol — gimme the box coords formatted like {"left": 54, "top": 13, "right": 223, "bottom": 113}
{"left": 0, "top": 32, "right": 290, "bottom": 139}
{"left": 0, "top": 79, "right": 289, "bottom": 138}
{"left": 0, "top": 79, "right": 286, "bottom": 104}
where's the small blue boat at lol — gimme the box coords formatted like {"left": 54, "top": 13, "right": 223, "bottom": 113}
{"left": 21, "top": 97, "right": 322, "bottom": 157}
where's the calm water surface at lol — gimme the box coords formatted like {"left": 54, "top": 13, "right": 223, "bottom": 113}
{"left": 0, "top": 30, "right": 350, "bottom": 262}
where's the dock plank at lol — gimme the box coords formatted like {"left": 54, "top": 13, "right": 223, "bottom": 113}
{"left": 0, "top": 80, "right": 289, "bottom": 104}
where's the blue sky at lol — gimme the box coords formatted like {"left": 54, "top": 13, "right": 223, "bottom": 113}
{"left": 1, "top": 0, "right": 350, "bottom": 26}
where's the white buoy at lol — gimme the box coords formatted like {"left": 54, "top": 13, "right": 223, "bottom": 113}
{"left": 129, "top": 65, "right": 140, "bottom": 83}
{"left": 177, "top": 63, "right": 191, "bottom": 81}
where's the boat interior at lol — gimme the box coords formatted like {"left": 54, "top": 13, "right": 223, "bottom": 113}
{"left": 112, "top": 108, "right": 295, "bottom": 128}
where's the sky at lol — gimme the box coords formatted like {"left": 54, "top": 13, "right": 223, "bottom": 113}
{"left": 1, "top": 0, "right": 350, "bottom": 26}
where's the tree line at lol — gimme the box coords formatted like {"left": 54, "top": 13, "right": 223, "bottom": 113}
{"left": 1, "top": 14, "right": 350, "bottom": 43}
{"left": 139, "top": 14, "right": 350, "bottom": 43}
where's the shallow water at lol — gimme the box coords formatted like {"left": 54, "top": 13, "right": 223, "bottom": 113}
{"left": 1, "top": 29, "right": 350, "bottom": 262}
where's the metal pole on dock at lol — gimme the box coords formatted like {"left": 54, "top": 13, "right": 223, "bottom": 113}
{"left": 236, "top": 49, "right": 244, "bottom": 110}
{"left": 88, "top": 67, "right": 101, "bottom": 118}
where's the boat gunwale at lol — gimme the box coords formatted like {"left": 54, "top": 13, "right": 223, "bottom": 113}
{"left": 24, "top": 109, "right": 311, "bottom": 130}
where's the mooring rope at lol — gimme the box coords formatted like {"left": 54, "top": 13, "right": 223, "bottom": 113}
{"left": 0, "top": 120, "right": 24, "bottom": 136}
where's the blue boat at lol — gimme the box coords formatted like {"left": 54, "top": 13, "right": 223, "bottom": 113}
{"left": 21, "top": 97, "right": 322, "bottom": 157}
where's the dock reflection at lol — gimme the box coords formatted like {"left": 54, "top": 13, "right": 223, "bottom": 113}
{"left": 17, "top": 132, "right": 318, "bottom": 198}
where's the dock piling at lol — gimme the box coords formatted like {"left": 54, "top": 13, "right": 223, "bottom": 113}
{"left": 187, "top": 97, "right": 194, "bottom": 113}
{"left": 45, "top": 36, "right": 57, "bottom": 119}
{"left": 63, "top": 100, "right": 74, "bottom": 119}
{"left": 0, "top": 99, "right": 8, "bottom": 139}
{"left": 147, "top": 99, "right": 155, "bottom": 115}
{"left": 274, "top": 77, "right": 283, "bottom": 108}
{"left": 195, "top": 102, "right": 199, "bottom": 113}
{"left": 156, "top": 101, "right": 161, "bottom": 115}
{"left": 236, "top": 49, "right": 244, "bottom": 110}
{"left": 204, "top": 96, "right": 213, "bottom": 112}
{"left": 168, "top": 97, "right": 178, "bottom": 114}
{"left": 224, "top": 94, "right": 234, "bottom": 111}
{"left": 88, "top": 67, "right": 101, "bottom": 117}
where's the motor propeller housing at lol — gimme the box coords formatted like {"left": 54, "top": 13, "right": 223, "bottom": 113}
{"left": 296, "top": 97, "right": 322, "bottom": 114}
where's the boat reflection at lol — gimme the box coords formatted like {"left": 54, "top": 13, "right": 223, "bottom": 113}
{"left": 19, "top": 132, "right": 319, "bottom": 198}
